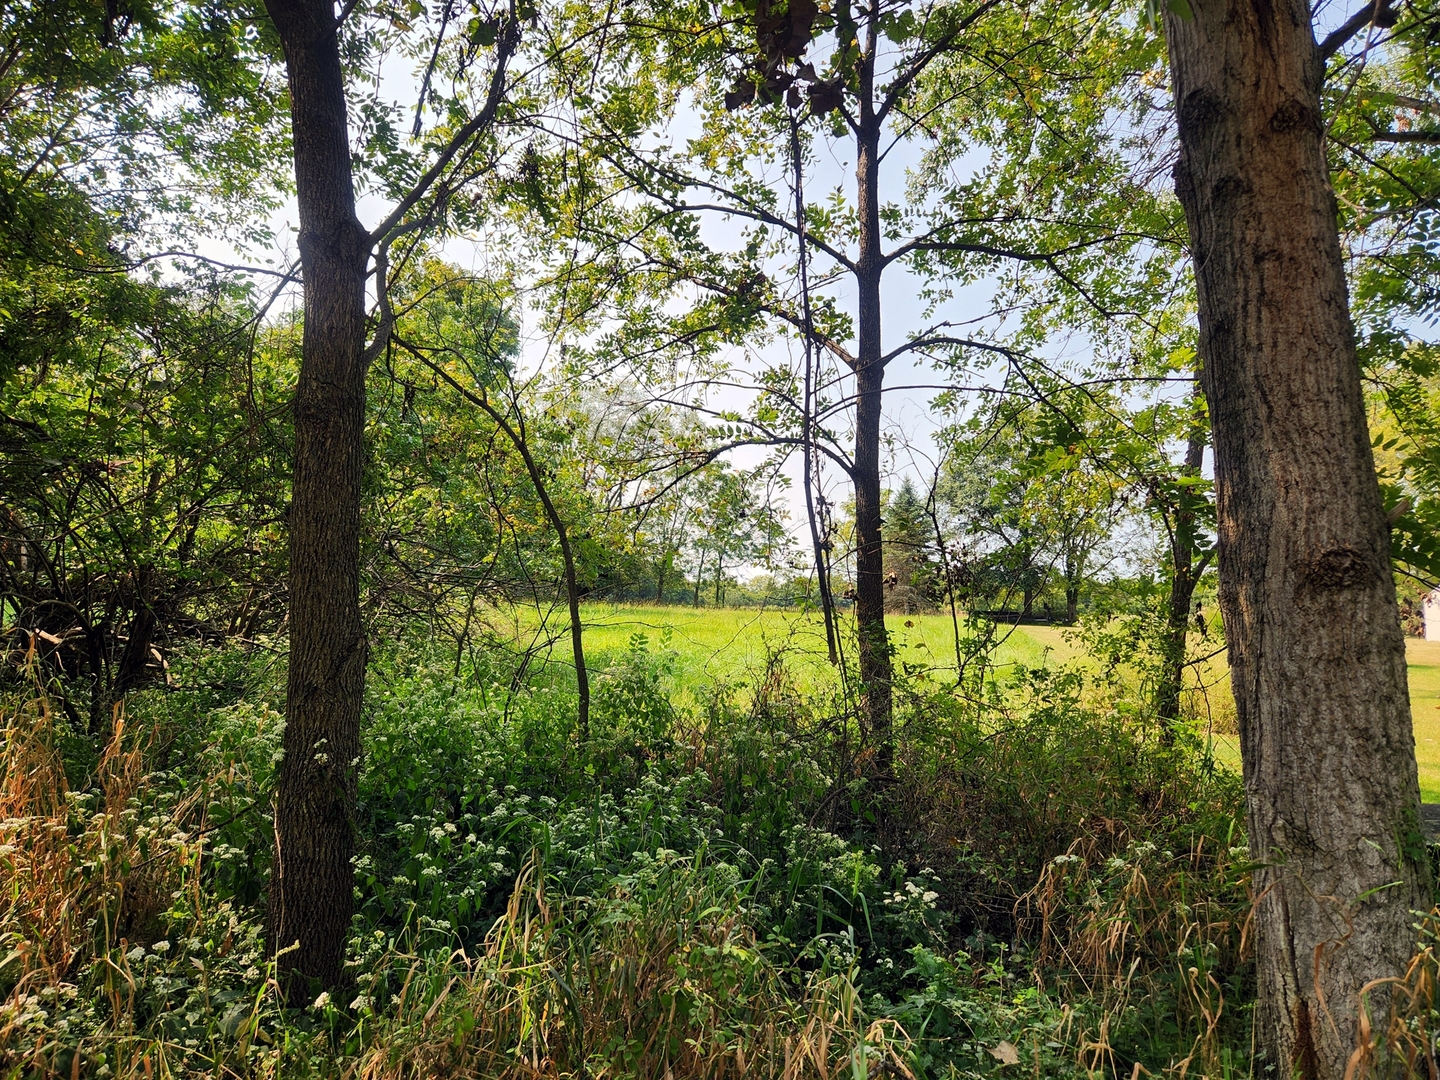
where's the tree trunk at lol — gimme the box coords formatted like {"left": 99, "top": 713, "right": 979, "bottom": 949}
{"left": 264, "top": 0, "right": 371, "bottom": 995}
{"left": 792, "top": 115, "right": 839, "bottom": 666}
{"left": 1064, "top": 585, "right": 1078, "bottom": 626}
{"left": 853, "top": 27, "right": 892, "bottom": 767}
{"left": 1155, "top": 419, "right": 1206, "bottom": 730}
{"left": 1165, "top": 3, "right": 1430, "bottom": 1074}
{"left": 114, "top": 602, "right": 157, "bottom": 696}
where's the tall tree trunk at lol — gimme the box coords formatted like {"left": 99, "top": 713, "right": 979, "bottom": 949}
{"left": 1064, "top": 585, "right": 1078, "bottom": 626}
{"left": 1166, "top": 4, "right": 1430, "bottom": 1074}
{"left": 264, "top": 0, "right": 371, "bottom": 994}
{"left": 1155, "top": 418, "right": 1207, "bottom": 731}
{"left": 853, "top": 25, "right": 892, "bottom": 767}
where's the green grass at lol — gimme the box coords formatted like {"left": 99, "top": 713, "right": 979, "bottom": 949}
{"left": 1408, "top": 640, "right": 1440, "bottom": 801}
{"left": 562, "top": 606, "right": 1440, "bottom": 801}
{"left": 483, "top": 603, "right": 1063, "bottom": 708}
{"left": 575, "top": 603, "right": 1056, "bottom": 694}
{"left": 1167, "top": 637, "right": 1440, "bottom": 801}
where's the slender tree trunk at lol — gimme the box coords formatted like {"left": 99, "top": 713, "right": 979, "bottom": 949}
{"left": 491, "top": 411, "right": 589, "bottom": 741}
{"left": 1064, "top": 585, "right": 1078, "bottom": 626}
{"left": 264, "top": 0, "right": 371, "bottom": 994}
{"left": 415, "top": 363, "right": 592, "bottom": 740}
{"left": 927, "top": 484, "right": 965, "bottom": 672}
{"left": 1166, "top": 4, "right": 1430, "bottom": 1074}
{"left": 1156, "top": 418, "right": 1207, "bottom": 731}
{"left": 792, "top": 116, "right": 839, "bottom": 665}
{"left": 853, "top": 29, "right": 892, "bottom": 767}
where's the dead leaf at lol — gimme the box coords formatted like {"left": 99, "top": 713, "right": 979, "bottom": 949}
{"left": 989, "top": 1041, "right": 1020, "bottom": 1066}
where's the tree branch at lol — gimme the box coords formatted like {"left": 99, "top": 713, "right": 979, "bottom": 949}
{"left": 876, "top": 0, "right": 1001, "bottom": 126}
{"left": 1371, "top": 129, "right": 1440, "bottom": 143}
{"left": 369, "top": 18, "right": 519, "bottom": 245}
{"left": 1319, "top": 0, "right": 1387, "bottom": 60}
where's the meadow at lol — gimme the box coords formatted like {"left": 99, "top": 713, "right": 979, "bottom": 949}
{"left": 561, "top": 603, "right": 1440, "bottom": 800}
{"left": 575, "top": 603, "right": 1056, "bottom": 685}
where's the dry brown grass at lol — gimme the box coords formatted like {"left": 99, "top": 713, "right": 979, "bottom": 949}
{"left": 1017, "top": 835, "right": 1252, "bottom": 1079}
{"left": 0, "top": 675, "right": 169, "bottom": 999}
{"left": 351, "top": 860, "right": 914, "bottom": 1079}
{"left": 1344, "top": 909, "right": 1440, "bottom": 1080}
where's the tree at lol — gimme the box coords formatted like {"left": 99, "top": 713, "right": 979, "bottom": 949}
{"left": 685, "top": 461, "right": 790, "bottom": 607}
{"left": 0, "top": 281, "right": 293, "bottom": 722}
{"left": 536, "top": 0, "right": 1162, "bottom": 768}
{"left": 389, "top": 265, "right": 595, "bottom": 737}
{"left": 940, "top": 394, "right": 1118, "bottom": 622}
{"left": 0, "top": 0, "right": 289, "bottom": 707}
{"left": 882, "top": 477, "right": 942, "bottom": 612}
{"left": 260, "top": 0, "right": 519, "bottom": 992}
{"left": 1163, "top": 1, "right": 1431, "bottom": 1073}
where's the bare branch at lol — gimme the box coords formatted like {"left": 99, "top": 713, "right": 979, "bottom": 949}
{"left": 1319, "top": 0, "right": 1387, "bottom": 59}
{"left": 369, "top": 20, "right": 519, "bottom": 245}
{"left": 1370, "top": 129, "right": 1440, "bottom": 143}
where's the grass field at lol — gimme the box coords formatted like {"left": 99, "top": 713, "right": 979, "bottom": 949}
{"left": 535, "top": 604, "right": 1058, "bottom": 708}
{"left": 546, "top": 604, "right": 1440, "bottom": 800}
{"left": 1408, "top": 640, "right": 1440, "bottom": 800}
{"left": 1161, "top": 637, "right": 1440, "bottom": 801}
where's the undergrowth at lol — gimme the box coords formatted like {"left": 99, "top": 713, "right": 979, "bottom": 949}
{"left": 0, "top": 631, "right": 1267, "bottom": 1078}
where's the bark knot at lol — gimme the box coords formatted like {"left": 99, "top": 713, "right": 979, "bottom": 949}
{"left": 1269, "top": 97, "right": 1318, "bottom": 135}
{"left": 1301, "top": 545, "right": 1374, "bottom": 592}
{"left": 1177, "top": 87, "right": 1225, "bottom": 143}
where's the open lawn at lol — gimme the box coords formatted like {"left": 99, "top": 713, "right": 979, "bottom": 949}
{"left": 1408, "top": 639, "right": 1440, "bottom": 800}
{"left": 1161, "top": 636, "right": 1440, "bottom": 800}
{"left": 569, "top": 603, "right": 1055, "bottom": 701}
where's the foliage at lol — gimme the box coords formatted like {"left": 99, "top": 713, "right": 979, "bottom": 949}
{"left": 0, "top": 619, "right": 1262, "bottom": 1078}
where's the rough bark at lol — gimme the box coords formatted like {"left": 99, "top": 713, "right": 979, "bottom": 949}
{"left": 264, "top": 0, "right": 371, "bottom": 994}
{"left": 852, "top": 23, "right": 893, "bottom": 765}
{"left": 1165, "top": 2, "right": 1430, "bottom": 1074}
